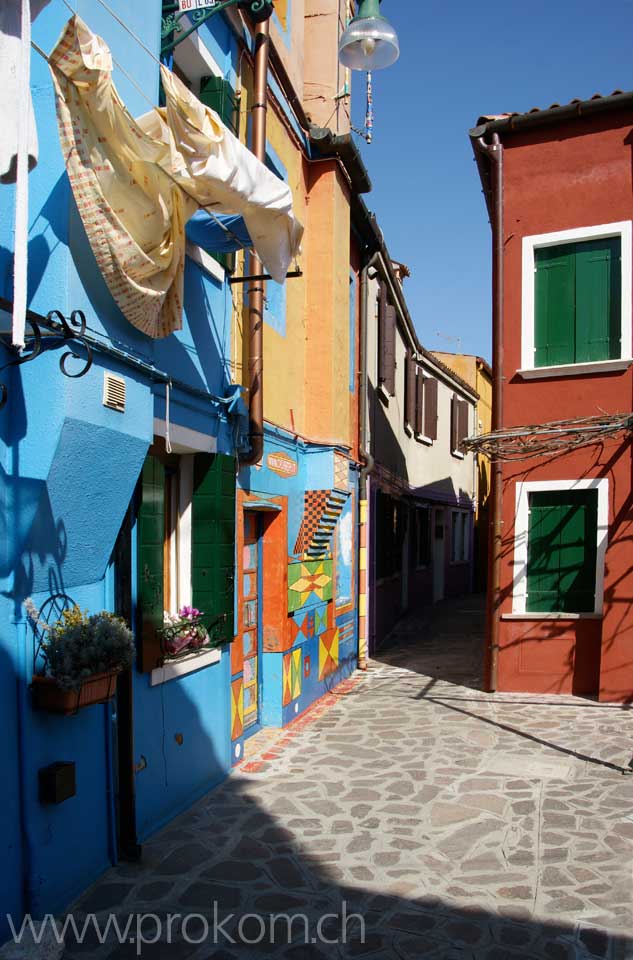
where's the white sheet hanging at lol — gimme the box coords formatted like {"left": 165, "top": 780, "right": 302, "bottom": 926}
{"left": 48, "top": 15, "right": 303, "bottom": 339}
{"left": 1, "top": 0, "right": 51, "bottom": 348}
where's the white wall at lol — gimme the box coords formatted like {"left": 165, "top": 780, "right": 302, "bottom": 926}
{"left": 366, "top": 269, "right": 477, "bottom": 505}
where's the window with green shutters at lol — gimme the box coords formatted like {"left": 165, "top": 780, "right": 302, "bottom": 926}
{"left": 534, "top": 237, "right": 621, "bottom": 367}
{"left": 136, "top": 451, "right": 236, "bottom": 672}
{"left": 192, "top": 453, "right": 236, "bottom": 646}
{"left": 526, "top": 489, "right": 598, "bottom": 613}
{"left": 198, "top": 75, "right": 239, "bottom": 274}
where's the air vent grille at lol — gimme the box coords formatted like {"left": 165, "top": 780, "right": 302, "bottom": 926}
{"left": 103, "top": 372, "right": 126, "bottom": 412}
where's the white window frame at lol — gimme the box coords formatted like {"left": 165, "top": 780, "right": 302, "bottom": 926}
{"left": 520, "top": 221, "right": 633, "bottom": 379}
{"left": 510, "top": 478, "right": 609, "bottom": 617}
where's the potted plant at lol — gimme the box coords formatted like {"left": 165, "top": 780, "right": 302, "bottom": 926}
{"left": 159, "top": 606, "right": 212, "bottom": 660}
{"left": 27, "top": 601, "right": 135, "bottom": 715}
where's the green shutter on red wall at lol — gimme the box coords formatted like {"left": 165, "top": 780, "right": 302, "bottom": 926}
{"left": 535, "top": 243, "right": 576, "bottom": 367}
{"left": 192, "top": 453, "right": 236, "bottom": 645}
{"left": 526, "top": 490, "right": 598, "bottom": 613}
{"left": 137, "top": 455, "right": 165, "bottom": 673}
{"left": 574, "top": 238, "right": 621, "bottom": 362}
{"left": 199, "top": 76, "right": 238, "bottom": 134}
{"left": 535, "top": 238, "right": 621, "bottom": 367}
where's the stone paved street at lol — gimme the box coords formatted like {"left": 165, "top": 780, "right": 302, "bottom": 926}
{"left": 64, "top": 596, "right": 633, "bottom": 959}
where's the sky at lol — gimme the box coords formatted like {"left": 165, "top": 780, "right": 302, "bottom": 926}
{"left": 351, "top": 0, "right": 633, "bottom": 363}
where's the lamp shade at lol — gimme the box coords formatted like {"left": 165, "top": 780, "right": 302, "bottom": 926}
{"left": 338, "top": 0, "right": 399, "bottom": 71}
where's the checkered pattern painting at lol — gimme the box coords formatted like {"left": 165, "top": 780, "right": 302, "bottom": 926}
{"left": 294, "top": 490, "right": 330, "bottom": 555}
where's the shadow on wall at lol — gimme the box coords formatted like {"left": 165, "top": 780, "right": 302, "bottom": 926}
{"left": 368, "top": 380, "right": 409, "bottom": 484}
{"left": 42, "top": 674, "right": 630, "bottom": 960}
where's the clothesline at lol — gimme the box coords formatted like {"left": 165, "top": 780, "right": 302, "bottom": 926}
{"left": 29, "top": 31, "right": 255, "bottom": 256}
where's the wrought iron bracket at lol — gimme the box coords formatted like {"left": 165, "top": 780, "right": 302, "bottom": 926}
{"left": 0, "top": 300, "right": 93, "bottom": 409}
{"left": 161, "top": 0, "right": 274, "bottom": 57}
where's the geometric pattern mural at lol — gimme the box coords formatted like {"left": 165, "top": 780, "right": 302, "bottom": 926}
{"left": 294, "top": 490, "right": 330, "bottom": 555}
{"left": 294, "top": 489, "right": 348, "bottom": 559}
{"left": 231, "top": 677, "right": 244, "bottom": 741}
{"left": 319, "top": 628, "right": 339, "bottom": 680}
{"left": 283, "top": 648, "right": 302, "bottom": 706}
{"left": 288, "top": 559, "right": 333, "bottom": 613}
{"left": 289, "top": 602, "right": 329, "bottom": 645}
{"left": 334, "top": 452, "right": 350, "bottom": 492}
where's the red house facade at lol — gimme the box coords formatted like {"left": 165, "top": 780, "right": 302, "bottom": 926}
{"left": 471, "top": 92, "right": 633, "bottom": 702}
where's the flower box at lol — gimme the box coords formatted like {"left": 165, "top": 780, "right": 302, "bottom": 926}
{"left": 31, "top": 670, "right": 120, "bottom": 716}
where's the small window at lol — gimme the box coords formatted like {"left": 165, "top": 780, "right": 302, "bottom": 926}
{"left": 376, "top": 490, "right": 404, "bottom": 579}
{"left": 451, "top": 510, "right": 469, "bottom": 564}
{"left": 414, "top": 507, "right": 430, "bottom": 567}
{"left": 378, "top": 283, "right": 396, "bottom": 397}
{"left": 526, "top": 489, "right": 598, "bottom": 613}
{"left": 451, "top": 396, "right": 469, "bottom": 456}
{"left": 534, "top": 238, "right": 621, "bottom": 367}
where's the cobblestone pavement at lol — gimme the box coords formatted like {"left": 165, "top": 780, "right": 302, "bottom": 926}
{"left": 63, "top": 595, "right": 633, "bottom": 959}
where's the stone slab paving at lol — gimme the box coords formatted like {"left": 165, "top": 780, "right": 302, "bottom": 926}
{"left": 61, "top": 596, "right": 633, "bottom": 959}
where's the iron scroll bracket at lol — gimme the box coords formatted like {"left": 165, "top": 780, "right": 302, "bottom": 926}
{"left": 0, "top": 299, "right": 93, "bottom": 410}
{"left": 161, "top": 0, "right": 274, "bottom": 57}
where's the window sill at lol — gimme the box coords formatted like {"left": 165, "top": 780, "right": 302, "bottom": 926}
{"left": 416, "top": 434, "right": 433, "bottom": 446}
{"left": 186, "top": 242, "right": 226, "bottom": 284}
{"left": 150, "top": 647, "right": 222, "bottom": 687}
{"left": 451, "top": 450, "right": 465, "bottom": 460}
{"left": 377, "top": 384, "right": 392, "bottom": 405}
{"left": 502, "top": 612, "right": 602, "bottom": 621}
{"left": 404, "top": 424, "right": 413, "bottom": 437}
{"left": 518, "top": 359, "right": 632, "bottom": 380}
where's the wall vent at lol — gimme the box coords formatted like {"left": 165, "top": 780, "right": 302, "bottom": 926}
{"left": 103, "top": 372, "right": 126, "bottom": 412}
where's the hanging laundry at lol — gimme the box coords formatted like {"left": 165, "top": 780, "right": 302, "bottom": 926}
{"left": 48, "top": 16, "right": 303, "bottom": 340}
{"left": 0, "top": 0, "right": 50, "bottom": 183}
{"left": 1, "top": 0, "right": 51, "bottom": 348}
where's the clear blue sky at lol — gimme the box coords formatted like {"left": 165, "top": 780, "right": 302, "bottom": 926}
{"left": 352, "top": 0, "right": 633, "bottom": 363}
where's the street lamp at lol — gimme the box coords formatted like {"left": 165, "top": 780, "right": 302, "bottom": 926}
{"left": 338, "top": 0, "right": 399, "bottom": 71}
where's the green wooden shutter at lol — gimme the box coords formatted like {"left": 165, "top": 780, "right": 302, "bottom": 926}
{"left": 574, "top": 237, "right": 621, "bottom": 363}
{"left": 137, "top": 455, "right": 165, "bottom": 673}
{"left": 192, "top": 453, "right": 236, "bottom": 645}
{"left": 199, "top": 76, "right": 238, "bottom": 134}
{"left": 534, "top": 244, "right": 576, "bottom": 367}
{"left": 526, "top": 490, "right": 598, "bottom": 613}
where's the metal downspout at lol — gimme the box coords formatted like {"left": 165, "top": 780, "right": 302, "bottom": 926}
{"left": 242, "top": 18, "right": 270, "bottom": 466}
{"left": 358, "top": 253, "right": 379, "bottom": 668}
{"left": 475, "top": 133, "right": 504, "bottom": 692}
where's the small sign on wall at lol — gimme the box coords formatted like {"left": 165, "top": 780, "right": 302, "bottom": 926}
{"left": 267, "top": 452, "right": 298, "bottom": 478}
{"left": 177, "top": 0, "right": 218, "bottom": 11}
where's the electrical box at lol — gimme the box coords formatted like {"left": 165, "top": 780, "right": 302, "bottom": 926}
{"left": 39, "top": 761, "right": 76, "bottom": 805}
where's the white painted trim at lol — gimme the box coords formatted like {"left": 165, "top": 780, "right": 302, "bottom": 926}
{"left": 153, "top": 419, "right": 218, "bottom": 454}
{"left": 150, "top": 647, "right": 221, "bottom": 687}
{"left": 501, "top": 612, "right": 602, "bottom": 621}
{"left": 177, "top": 455, "right": 194, "bottom": 610}
{"left": 518, "top": 359, "right": 632, "bottom": 379}
{"left": 186, "top": 242, "right": 226, "bottom": 284}
{"left": 521, "top": 221, "right": 632, "bottom": 372}
{"left": 511, "top": 478, "right": 609, "bottom": 615}
{"left": 377, "top": 383, "right": 391, "bottom": 404}
{"left": 415, "top": 434, "right": 433, "bottom": 446}
{"left": 451, "top": 450, "right": 465, "bottom": 460}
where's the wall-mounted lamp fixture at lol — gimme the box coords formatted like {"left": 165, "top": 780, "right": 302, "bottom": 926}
{"left": 338, "top": 0, "right": 399, "bottom": 72}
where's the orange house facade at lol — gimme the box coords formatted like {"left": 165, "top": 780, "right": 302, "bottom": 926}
{"left": 472, "top": 92, "right": 633, "bottom": 702}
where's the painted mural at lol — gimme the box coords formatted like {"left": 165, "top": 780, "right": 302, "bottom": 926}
{"left": 288, "top": 558, "right": 334, "bottom": 612}
{"left": 336, "top": 493, "right": 353, "bottom": 609}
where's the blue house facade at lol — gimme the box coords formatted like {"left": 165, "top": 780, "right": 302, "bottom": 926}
{"left": 0, "top": 0, "right": 363, "bottom": 938}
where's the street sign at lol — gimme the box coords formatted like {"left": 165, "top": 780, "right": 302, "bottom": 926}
{"left": 177, "top": 0, "right": 219, "bottom": 11}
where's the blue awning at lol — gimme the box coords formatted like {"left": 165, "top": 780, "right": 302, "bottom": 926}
{"left": 185, "top": 211, "right": 252, "bottom": 254}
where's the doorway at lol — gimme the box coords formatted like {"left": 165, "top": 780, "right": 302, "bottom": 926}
{"left": 242, "top": 512, "right": 263, "bottom": 733}
{"left": 433, "top": 508, "right": 445, "bottom": 602}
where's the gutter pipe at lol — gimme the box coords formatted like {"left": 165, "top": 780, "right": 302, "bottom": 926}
{"left": 472, "top": 132, "right": 504, "bottom": 693}
{"left": 242, "top": 18, "right": 270, "bottom": 466}
{"left": 358, "top": 252, "right": 379, "bottom": 669}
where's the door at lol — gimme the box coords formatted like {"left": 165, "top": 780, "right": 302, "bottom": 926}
{"left": 433, "top": 508, "right": 445, "bottom": 602}
{"left": 401, "top": 507, "right": 410, "bottom": 612}
{"left": 242, "top": 512, "right": 262, "bottom": 732}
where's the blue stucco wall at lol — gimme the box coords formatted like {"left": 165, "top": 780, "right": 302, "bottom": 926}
{"left": 0, "top": 0, "right": 240, "bottom": 936}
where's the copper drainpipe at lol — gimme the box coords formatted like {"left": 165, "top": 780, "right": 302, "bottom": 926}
{"left": 242, "top": 18, "right": 270, "bottom": 466}
{"left": 475, "top": 132, "right": 504, "bottom": 692}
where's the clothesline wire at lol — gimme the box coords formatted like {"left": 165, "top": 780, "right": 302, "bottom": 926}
{"left": 30, "top": 33, "right": 255, "bottom": 257}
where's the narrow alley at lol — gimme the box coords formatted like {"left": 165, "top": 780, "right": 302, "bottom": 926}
{"left": 60, "top": 598, "right": 633, "bottom": 959}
